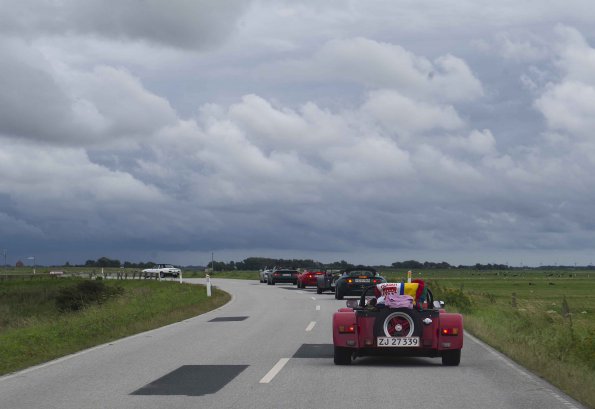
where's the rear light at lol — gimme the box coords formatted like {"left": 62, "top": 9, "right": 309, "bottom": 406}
{"left": 441, "top": 328, "right": 459, "bottom": 336}
{"left": 338, "top": 325, "right": 356, "bottom": 333}
{"left": 372, "top": 279, "right": 379, "bottom": 283}
{"left": 273, "top": 273, "right": 280, "bottom": 277}
{"left": 346, "top": 279, "right": 353, "bottom": 283}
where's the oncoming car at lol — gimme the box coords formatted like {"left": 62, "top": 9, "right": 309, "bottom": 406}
{"left": 334, "top": 267, "right": 386, "bottom": 300}
{"left": 332, "top": 280, "right": 463, "bottom": 366}
{"left": 142, "top": 264, "right": 181, "bottom": 278}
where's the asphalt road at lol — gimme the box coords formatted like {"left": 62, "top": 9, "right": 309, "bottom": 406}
{"left": 0, "top": 278, "right": 588, "bottom": 409}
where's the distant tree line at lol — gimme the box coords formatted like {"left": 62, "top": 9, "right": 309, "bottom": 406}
{"left": 81, "top": 257, "right": 157, "bottom": 269}
{"left": 67, "top": 256, "right": 589, "bottom": 271}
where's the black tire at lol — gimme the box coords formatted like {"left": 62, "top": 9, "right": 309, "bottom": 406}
{"left": 442, "top": 349, "right": 461, "bottom": 366}
{"left": 335, "top": 288, "right": 343, "bottom": 300}
{"left": 373, "top": 308, "right": 422, "bottom": 338}
{"left": 316, "top": 287, "right": 323, "bottom": 294}
{"left": 334, "top": 346, "right": 352, "bottom": 365}
{"left": 268, "top": 278, "right": 275, "bottom": 285}
{"left": 159, "top": 272, "right": 164, "bottom": 279}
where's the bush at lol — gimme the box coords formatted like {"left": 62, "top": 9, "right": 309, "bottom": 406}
{"left": 441, "top": 288, "right": 473, "bottom": 312}
{"left": 55, "top": 280, "right": 123, "bottom": 312}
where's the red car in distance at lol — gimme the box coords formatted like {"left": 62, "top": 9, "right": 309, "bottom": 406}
{"left": 296, "top": 270, "right": 325, "bottom": 288}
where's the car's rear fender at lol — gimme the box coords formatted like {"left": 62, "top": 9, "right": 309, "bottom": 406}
{"left": 437, "top": 313, "right": 464, "bottom": 350}
{"left": 333, "top": 311, "right": 358, "bottom": 347}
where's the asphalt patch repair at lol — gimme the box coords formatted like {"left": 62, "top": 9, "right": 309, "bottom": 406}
{"left": 292, "top": 344, "right": 334, "bottom": 359}
{"left": 132, "top": 365, "right": 248, "bottom": 396}
{"left": 208, "top": 316, "right": 249, "bottom": 322}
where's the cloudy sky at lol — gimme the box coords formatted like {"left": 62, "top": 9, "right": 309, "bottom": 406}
{"left": 2, "top": 0, "right": 595, "bottom": 267}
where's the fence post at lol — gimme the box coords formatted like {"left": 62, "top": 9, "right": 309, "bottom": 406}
{"left": 206, "top": 274, "right": 212, "bottom": 297}
{"left": 562, "top": 296, "right": 573, "bottom": 329}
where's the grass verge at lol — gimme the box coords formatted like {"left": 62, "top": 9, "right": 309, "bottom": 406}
{"left": 0, "top": 279, "right": 230, "bottom": 375}
{"left": 421, "top": 275, "right": 595, "bottom": 409}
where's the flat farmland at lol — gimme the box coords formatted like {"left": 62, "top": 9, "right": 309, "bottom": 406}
{"left": 383, "top": 269, "right": 595, "bottom": 408}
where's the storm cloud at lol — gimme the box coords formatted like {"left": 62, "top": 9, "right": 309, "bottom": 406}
{"left": 1, "top": 0, "right": 595, "bottom": 266}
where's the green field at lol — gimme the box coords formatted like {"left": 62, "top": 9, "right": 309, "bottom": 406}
{"left": 2, "top": 267, "right": 593, "bottom": 407}
{"left": 0, "top": 278, "right": 229, "bottom": 375}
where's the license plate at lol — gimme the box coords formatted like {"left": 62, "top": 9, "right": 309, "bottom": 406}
{"left": 377, "top": 337, "right": 420, "bottom": 347}
{"left": 283, "top": 274, "right": 291, "bottom": 276}
{"left": 354, "top": 278, "right": 369, "bottom": 283}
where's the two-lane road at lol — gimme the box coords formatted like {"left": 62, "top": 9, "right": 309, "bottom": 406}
{"left": 0, "top": 278, "right": 587, "bottom": 409}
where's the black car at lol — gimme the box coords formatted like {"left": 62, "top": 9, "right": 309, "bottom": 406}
{"left": 334, "top": 267, "right": 386, "bottom": 299}
{"left": 316, "top": 269, "right": 342, "bottom": 294}
{"left": 268, "top": 268, "right": 299, "bottom": 285}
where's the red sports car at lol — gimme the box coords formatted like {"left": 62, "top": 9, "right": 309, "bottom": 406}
{"left": 332, "top": 281, "right": 463, "bottom": 366}
{"left": 296, "top": 270, "right": 324, "bottom": 288}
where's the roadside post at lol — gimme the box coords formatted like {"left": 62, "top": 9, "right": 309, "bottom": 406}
{"left": 179, "top": 270, "right": 183, "bottom": 284}
{"left": 407, "top": 270, "right": 412, "bottom": 283}
{"left": 206, "top": 274, "right": 212, "bottom": 297}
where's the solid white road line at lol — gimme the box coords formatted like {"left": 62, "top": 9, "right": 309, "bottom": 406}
{"left": 465, "top": 332, "right": 582, "bottom": 409}
{"left": 316, "top": 305, "right": 321, "bottom": 311}
{"left": 305, "top": 321, "right": 316, "bottom": 332}
{"left": 259, "top": 358, "right": 290, "bottom": 384}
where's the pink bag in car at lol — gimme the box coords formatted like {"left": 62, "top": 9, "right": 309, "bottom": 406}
{"left": 385, "top": 293, "right": 413, "bottom": 309}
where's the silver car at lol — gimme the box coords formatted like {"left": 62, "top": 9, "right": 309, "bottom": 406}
{"left": 259, "top": 267, "right": 272, "bottom": 283}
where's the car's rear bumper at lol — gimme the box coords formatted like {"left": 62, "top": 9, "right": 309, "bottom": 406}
{"left": 272, "top": 277, "right": 298, "bottom": 283}
{"left": 350, "top": 346, "right": 444, "bottom": 358}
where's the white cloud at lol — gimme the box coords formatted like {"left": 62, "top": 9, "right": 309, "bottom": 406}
{"left": 267, "top": 37, "right": 483, "bottom": 103}
{"left": 362, "top": 89, "right": 464, "bottom": 137}
{"left": 535, "top": 27, "right": 595, "bottom": 141}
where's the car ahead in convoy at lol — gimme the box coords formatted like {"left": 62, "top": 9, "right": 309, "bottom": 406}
{"left": 296, "top": 269, "right": 324, "bottom": 288}
{"left": 316, "top": 269, "right": 343, "bottom": 294}
{"left": 333, "top": 267, "right": 386, "bottom": 300}
{"left": 259, "top": 267, "right": 273, "bottom": 283}
{"left": 142, "top": 264, "right": 181, "bottom": 278}
{"left": 333, "top": 280, "right": 463, "bottom": 366}
{"left": 268, "top": 268, "right": 299, "bottom": 285}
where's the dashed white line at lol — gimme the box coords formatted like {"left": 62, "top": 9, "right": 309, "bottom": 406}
{"left": 259, "top": 358, "right": 290, "bottom": 384}
{"left": 310, "top": 296, "right": 316, "bottom": 300}
{"left": 305, "top": 321, "right": 316, "bottom": 332}
{"left": 316, "top": 305, "right": 321, "bottom": 311}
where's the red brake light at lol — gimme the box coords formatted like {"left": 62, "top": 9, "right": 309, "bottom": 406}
{"left": 338, "top": 325, "right": 356, "bottom": 333}
{"left": 441, "top": 328, "right": 459, "bottom": 336}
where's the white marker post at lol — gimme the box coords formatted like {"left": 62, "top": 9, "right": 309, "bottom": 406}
{"left": 407, "top": 270, "right": 412, "bottom": 283}
{"left": 179, "top": 270, "right": 183, "bottom": 284}
{"left": 206, "top": 274, "right": 212, "bottom": 297}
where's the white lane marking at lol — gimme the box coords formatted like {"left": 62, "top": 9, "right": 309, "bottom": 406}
{"left": 310, "top": 296, "right": 316, "bottom": 300}
{"left": 259, "top": 358, "right": 290, "bottom": 384}
{"left": 316, "top": 305, "right": 321, "bottom": 311}
{"left": 305, "top": 321, "right": 316, "bottom": 332}
{"left": 465, "top": 332, "right": 582, "bottom": 409}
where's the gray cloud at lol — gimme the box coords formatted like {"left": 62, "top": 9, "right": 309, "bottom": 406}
{"left": 2, "top": 2, "right": 595, "bottom": 267}
{"left": 0, "top": 0, "right": 250, "bottom": 49}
